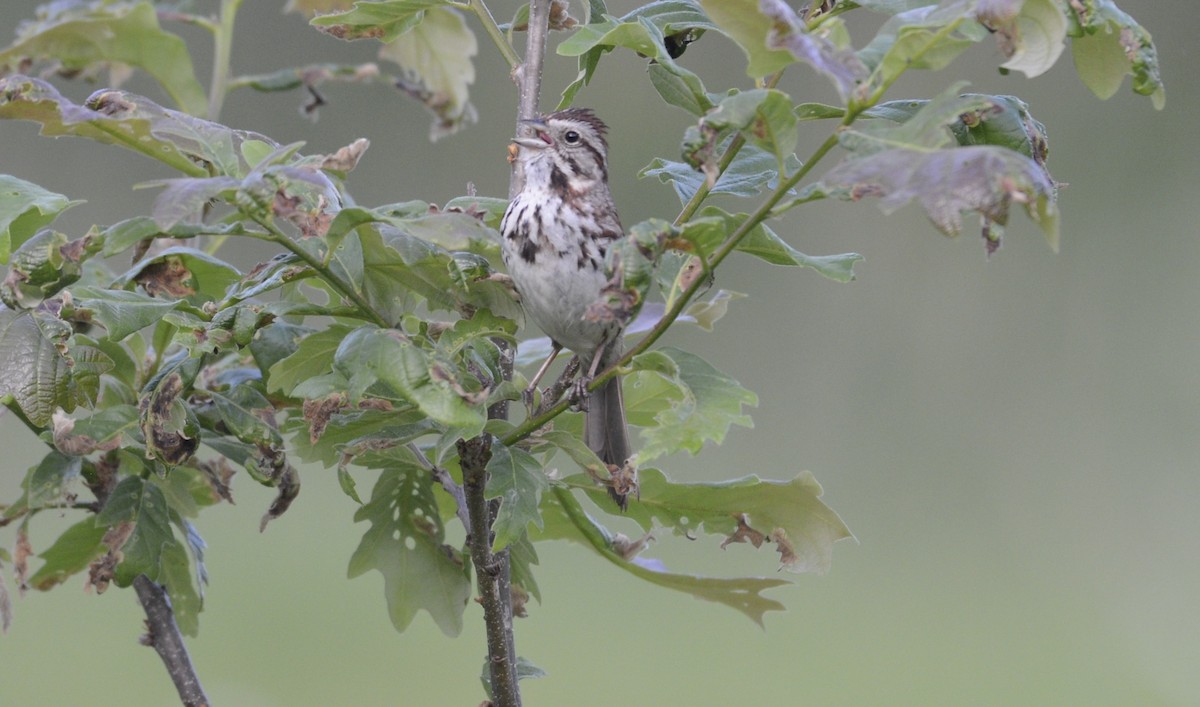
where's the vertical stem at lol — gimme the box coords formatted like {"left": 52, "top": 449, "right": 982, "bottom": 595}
{"left": 510, "top": 0, "right": 553, "bottom": 198}
{"left": 133, "top": 575, "right": 209, "bottom": 707}
{"left": 460, "top": 437, "right": 521, "bottom": 707}
{"left": 467, "top": 0, "right": 521, "bottom": 70}
{"left": 207, "top": 0, "right": 243, "bottom": 121}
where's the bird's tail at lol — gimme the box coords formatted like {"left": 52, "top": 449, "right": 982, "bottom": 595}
{"left": 584, "top": 341, "right": 634, "bottom": 509}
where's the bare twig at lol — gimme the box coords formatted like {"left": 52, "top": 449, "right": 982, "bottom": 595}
{"left": 536, "top": 355, "right": 581, "bottom": 416}
{"left": 133, "top": 575, "right": 209, "bottom": 707}
{"left": 509, "top": 0, "right": 553, "bottom": 198}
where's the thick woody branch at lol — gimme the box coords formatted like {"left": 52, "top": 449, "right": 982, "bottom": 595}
{"left": 133, "top": 575, "right": 209, "bottom": 707}
{"left": 460, "top": 437, "right": 520, "bottom": 707}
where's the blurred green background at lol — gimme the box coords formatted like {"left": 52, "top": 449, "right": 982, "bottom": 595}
{"left": 1, "top": 2, "right": 1196, "bottom": 704}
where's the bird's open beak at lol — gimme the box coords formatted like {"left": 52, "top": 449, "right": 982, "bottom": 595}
{"left": 511, "top": 118, "right": 552, "bottom": 149}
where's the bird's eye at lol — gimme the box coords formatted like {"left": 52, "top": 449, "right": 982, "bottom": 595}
{"left": 564, "top": 130, "right": 581, "bottom": 144}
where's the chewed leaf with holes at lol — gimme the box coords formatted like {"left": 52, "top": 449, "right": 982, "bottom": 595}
{"left": 567, "top": 468, "right": 853, "bottom": 574}
{"left": 348, "top": 463, "right": 471, "bottom": 635}
{"left": 535, "top": 487, "right": 788, "bottom": 625}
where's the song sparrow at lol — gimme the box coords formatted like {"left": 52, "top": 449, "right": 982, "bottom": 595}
{"left": 500, "top": 108, "right": 634, "bottom": 508}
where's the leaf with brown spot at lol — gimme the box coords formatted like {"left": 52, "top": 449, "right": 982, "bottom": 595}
{"left": 139, "top": 360, "right": 201, "bottom": 467}
{"left": 566, "top": 466, "right": 852, "bottom": 575}
{"left": 132, "top": 255, "right": 195, "bottom": 298}
{"left": 51, "top": 408, "right": 125, "bottom": 456}
{"left": 259, "top": 460, "right": 300, "bottom": 531}
{"left": 88, "top": 520, "right": 134, "bottom": 594}
{"left": 720, "top": 512, "right": 766, "bottom": 549}
{"left": 303, "top": 392, "right": 349, "bottom": 444}
{"left": 197, "top": 458, "right": 237, "bottom": 505}
{"left": 14, "top": 527, "right": 32, "bottom": 595}
{"left": 769, "top": 527, "right": 797, "bottom": 567}
{"left": 317, "top": 137, "right": 370, "bottom": 173}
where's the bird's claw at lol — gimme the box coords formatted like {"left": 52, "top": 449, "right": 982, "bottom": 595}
{"left": 567, "top": 377, "right": 591, "bottom": 412}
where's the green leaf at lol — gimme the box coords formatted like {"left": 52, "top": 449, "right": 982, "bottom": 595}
{"left": 983, "top": 0, "right": 1067, "bottom": 78}
{"left": 699, "top": 0, "right": 794, "bottom": 77}
{"left": 27, "top": 518, "right": 107, "bottom": 590}
{"left": 2, "top": 229, "right": 97, "bottom": 308}
{"left": 145, "top": 176, "right": 241, "bottom": 231}
{"left": 683, "top": 289, "right": 745, "bottom": 331}
{"left": 52, "top": 405, "right": 137, "bottom": 456}
{"left": 557, "top": 15, "right": 712, "bottom": 113}
{"left": 6, "top": 451, "right": 82, "bottom": 519}
{"left": 536, "top": 487, "right": 789, "bottom": 625}
{"left": 208, "top": 387, "right": 282, "bottom": 448}
{"left": 0, "top": 2, "right": 207, "bottom": 115}
{"left": 334, "top": 326, "right": 486, "bottom": 434}
{"left": 348, "top": 463, "right": 470, "bottom": 635}
{"left": 68, "top": 286, "right": 182, "bottom": 341}
{"left": 947, "top": 94, "right": 1050, "bottom": 163}
{"left": 702, "top": 89, "right": 798, "bottom": 169}
{"left": 758, "top": 0, "right": 866, "bottom": 100}
{"left": 689, "top": 206, "right": 862, "bottom": 282}
{"left": 356, "top": 222, "right": 511, "bottom": 319}
{"left": 1068, "top": 0, "right": 1165, "bottom": 108}
{"left": 311, "top": 0, "right": 451, "bottom": 41}
{"left": 0, "top": 77, "right": 274, "bottom": 177}
{"left": 115, "top": 247, "right": 241, "bottom": 304}
{"left": 0, "top": 307, "right": 75, "bottom": 426}
{"left": 856, "top": 4, "right": 985, "bottom": 95}
{"left": 824, "top": 145, "right": 1059, "bottom": 246}
{"left": 378, "top": 7, "right": 478, "bottom": 139}
{"left": 822, "top": 88, "right": 1059, "bottom": 249}
{"left": 629, "top": 347, "right": 756, "bottom": 462}
{"left": 640, "top": 143, "right": 798, "bottom": 204}
{"left": 0, "top": 175, "right": 77, "bottom": 265}
{"left": 266, "top": 324, "right": 355, "bottom": 396}
{"left": 156, "top": 526, "right": 204, "bottom": 636}
{"left": 572, "top": 468, "right": 853, "bottom": 574}
{"left": 481, "top": 655, "right": 547, "bottom": 699}
{"left": 97, "top": 476, "right": 177, "bottom": 588}
{"left": 485, "top": 443, "right": 549, "bottom": 551}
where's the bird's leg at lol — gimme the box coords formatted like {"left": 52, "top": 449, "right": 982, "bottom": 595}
{"left": 568, "top": 344, "right": 609, "bottom": 411}
{"left": 536, "top": 356, "right": 582, "bottom": 416}
{"left": 522, "top": 342, "right": 562, "bottom": 413}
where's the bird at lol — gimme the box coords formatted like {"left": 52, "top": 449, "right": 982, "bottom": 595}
{"left": 499, "top": 108, "right": 635, "bottom": 508}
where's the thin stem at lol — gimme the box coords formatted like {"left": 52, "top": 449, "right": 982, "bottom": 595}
{"left": 207, "top": 0, "right": 243, "bottom": 121}
{"left": 860, "top": 17, "right": 965, "bottom": 109}
{"left": 133, "top": 575, "right": 209, "bottom": 707}
{"left": 466, "top": 0, "right": 521, "bottom": 71}
{"left": 672, "top": 71, "right": 784, "bottom": 226}
{"left": 509, "top": 0, "right": 553, "bottom": 199}
{"left": 248, "top": 215, "right": 390, "bottom": 328}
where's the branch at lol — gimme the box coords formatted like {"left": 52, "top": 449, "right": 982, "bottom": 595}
{"left": 466, "top": 0, "right": 522, "bottom": 71}
{"left": 459, "top": 437, "right": 521, "bottom": 707}
{"left": 207, "top": 0, "right": 243, "bottom": 121}
{"left": 133, "top": 575, "right": 209, "bottom": 707}
{"left": 248, "top": 214, "right": 391, "bottom": 328}
{"left": 509, "top": 0, "right": 553, "bottom": 198}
